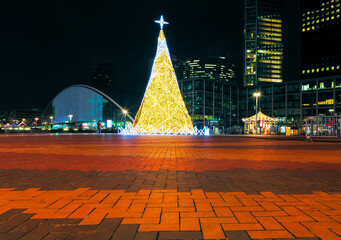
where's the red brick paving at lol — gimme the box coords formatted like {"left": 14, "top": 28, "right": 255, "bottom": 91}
{"left": 0, "top": 134, "right": 340, "bottom": 239}
{"left": 0, "top": 134, "right": 340, "bottom": 171}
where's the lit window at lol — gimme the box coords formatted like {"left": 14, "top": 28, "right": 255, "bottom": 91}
{"left": 327, "top": 67, "right": 330, "bottom": 71}
{"left": 302, "top": 70, "right": 305, "bottom": 74}
{"left": 332, "top": 66, "right": 335, "bottom": 70}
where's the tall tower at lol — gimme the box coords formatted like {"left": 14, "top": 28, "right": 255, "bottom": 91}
{"left": 244, "top": 0, "right": 284, "bottom": 86}
{"left": 133, "top": 16, "right": 194, "bottom": 134}
{"left": 301, "top": 0, "right": 341, "bottom": 78}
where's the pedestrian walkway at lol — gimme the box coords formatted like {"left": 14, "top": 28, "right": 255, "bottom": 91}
{"left": 0, "top": 135, "right": 340, "bottom": 239}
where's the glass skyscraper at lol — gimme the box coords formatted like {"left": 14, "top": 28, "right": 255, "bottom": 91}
{"left": 179, "top": 57, "right": 235, "bottom": 83}
{"left": 301, "top": 0, "right": 341, "bottom": 79}
{"left": 244, "top": 0, "right": 284, "bottom": 86}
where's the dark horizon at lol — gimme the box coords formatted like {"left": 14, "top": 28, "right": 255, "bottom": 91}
{"left": 0, "top": 0, "right": 300, "bottom": 112}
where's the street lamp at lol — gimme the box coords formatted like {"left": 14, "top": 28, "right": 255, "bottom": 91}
{"left": 68, "top": 114, "right": 73, "bottom": 122}
{"left": 329, "top": 109, "right": 335, "bottom": 115}
{"left": 122, "top": 109, "right": 128, "bottom": 128}
{"left": 253, "top": 92, "right": 261, "bottom": 134}
{"left": 49, "top": 116, "right": 53, "bottom": 124}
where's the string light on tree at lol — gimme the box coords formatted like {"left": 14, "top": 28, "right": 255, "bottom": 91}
{"left": 132, "top": 16, "right": 194, "bottom": 135}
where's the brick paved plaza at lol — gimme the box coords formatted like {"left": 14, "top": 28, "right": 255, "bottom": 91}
{"left": 0, "top": 134, "right": 340, "bottom": 240}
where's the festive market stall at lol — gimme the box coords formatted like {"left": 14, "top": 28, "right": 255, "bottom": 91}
{"left": 242, "top": 112, "right": 279, "bottom": 135}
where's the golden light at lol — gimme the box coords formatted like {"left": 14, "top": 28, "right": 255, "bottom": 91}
{"left": 133, "top": 27, "right": 194, "bottom": 134}
{"left": 122, "top": 109, "right": 128, "bottom": 115}
{"left": 253, "top": 92, "right": 261, "bottom": 97}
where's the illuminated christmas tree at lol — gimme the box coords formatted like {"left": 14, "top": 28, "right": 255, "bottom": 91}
{"left": 133, "top": 16, "right": 194, "bottom": 134}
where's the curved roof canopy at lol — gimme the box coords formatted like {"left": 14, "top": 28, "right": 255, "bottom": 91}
{"left": 47, "top": 84, "right": 134, "bottom": 123}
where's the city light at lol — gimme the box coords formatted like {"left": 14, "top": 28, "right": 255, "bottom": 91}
{"left": 253, "top": 92, "right": 261, "bottom": 97}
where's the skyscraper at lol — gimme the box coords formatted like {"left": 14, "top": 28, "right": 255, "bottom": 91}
{"left": 93, "top": 62, "right": 113, "bottom": 88}
{"left": 301, "top": 0, "right": 341, "bottom": 78}
{"left": 180, "top": 57, "right": 236, "bottom": 83}
{"left": 244, "top": 0, "right": 284, "bottom": 86}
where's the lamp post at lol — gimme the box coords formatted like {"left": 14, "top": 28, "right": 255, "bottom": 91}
{"left": 253, "top": 92, "right": 261, "bottom": 134}
{"left": 49, "top": 116, "right": 53, "bottom": 124}
{"left": 329, "top": 109, "right": 335, "bottom": 116}
{"left": 122, "top": 109, "right": 128, "bottom": 128}
{"left": 68, "top": 114, "right": 73, "bottom": 123}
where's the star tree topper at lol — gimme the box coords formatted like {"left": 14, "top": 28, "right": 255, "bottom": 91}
{"left": 154, "top": 15, "right": 169, "bottom": 29}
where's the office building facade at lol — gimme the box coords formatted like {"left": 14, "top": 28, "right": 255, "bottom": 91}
{"left": 240, "top": 75, "right": 341, "bottom": 134}
{"left": 244, "top": 0, "right": 284, "bottom": 86}
{"left": 179, "top": 78, "right": 240, "bottom": 134}
{"left": 301, "top": 0, "right": 341, "bottom": 79}
{"left": 178, "top": 57, "right": 236, "bottom": 83}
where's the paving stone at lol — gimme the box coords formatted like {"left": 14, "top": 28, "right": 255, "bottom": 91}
{"left": 0, "top": 135, "right": 340, "bottom": 240}
{"left": 111, "top": 224, "right": 138, "bottom": 240}
{"left": 224, "top": 231, "right": 251, "bottom": 240}
{"left": 133, "top": 231, "right": 158, "bottom": 240}
{"left": 158, "top": 231, "right": 203, "bottom": 239}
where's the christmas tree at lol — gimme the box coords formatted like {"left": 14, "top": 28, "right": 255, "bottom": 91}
{"left": 133, "top": 16, "right": 194, "bottom": 134}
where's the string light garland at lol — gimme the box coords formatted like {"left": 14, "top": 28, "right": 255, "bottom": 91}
{"left": 132, "top": 16, "right": 195, "bottom": 135}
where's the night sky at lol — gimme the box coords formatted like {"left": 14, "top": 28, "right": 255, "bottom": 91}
{"left": 0, "top": 0, "right": 300, "bottom": 111}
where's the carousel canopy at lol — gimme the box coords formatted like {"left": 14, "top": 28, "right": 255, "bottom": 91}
{"left": 242, "top": 111, "right": 279, "bottom": 123}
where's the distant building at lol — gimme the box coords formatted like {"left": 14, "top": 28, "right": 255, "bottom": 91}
{"left": 43, "top": 85, "right": 134, "bottom": 130}
{"left": 244, "top": 0, "right": 284, "bottom": 86}
{"left": 179, "top": 78, "right": 240, "bottom": 134}
{"left": 301, "top": 0, "right": 341, "bottom": 79}
{"left": 180, "top": 57, "right": 236, "bottom": 83}
{"left": 240, "top": 75, "right": 341, "bottom": 134}
{"left": 1, "top": 109, "right": 42, "bottom": 122}
{"left": 94, "top": 62, "right": 113, "bottom": 88}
